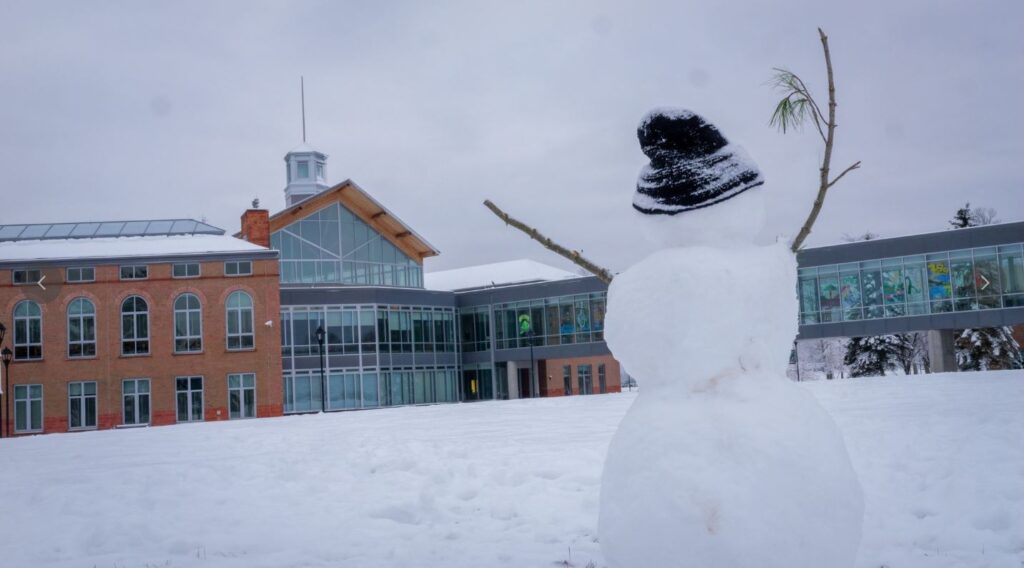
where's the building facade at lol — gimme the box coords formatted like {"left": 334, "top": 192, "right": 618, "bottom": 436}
{"left": 235, "top": 145, "right": 623, "bottom": 416}
{"left": 0, "top": 220, "right": 282, "bottom": 436}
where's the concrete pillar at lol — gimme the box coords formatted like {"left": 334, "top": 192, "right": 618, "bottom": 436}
{"left": 507, "top": 361, "right": 520, "bottom": 399}
{"left": 927, "top": 329, "right": 957, "bottom": 373}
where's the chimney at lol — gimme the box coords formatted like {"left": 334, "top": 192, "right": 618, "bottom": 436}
{"left": 240, "top": 201, "right": 270, "bottom": 248}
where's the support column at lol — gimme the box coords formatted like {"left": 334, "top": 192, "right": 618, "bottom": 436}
{"left": 927, "top": 329, "right": 957, "bottom": 373}
{"left": 507, "top": 361, "right": 520, "bottom": 399}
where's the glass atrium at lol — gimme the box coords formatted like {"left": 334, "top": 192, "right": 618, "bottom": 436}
{"left": 270, "top": 203, "right": 423, "bottom": 287}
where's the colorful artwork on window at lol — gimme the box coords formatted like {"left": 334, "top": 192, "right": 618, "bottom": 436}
{"left": 882, "top": 270, "right": 905, "bottom": 304}
{"left": 927, "top": 262, "right": 951, "bottom": 300}
{"left": 818, "top": 278, "right": 840, "bottom": 310}
{"left": 840, "top": 274, "right": 861, "bottom": 310}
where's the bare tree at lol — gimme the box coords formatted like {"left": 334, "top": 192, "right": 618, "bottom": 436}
{"left": 770, "top": 28, "right": 861, "bottom": 253}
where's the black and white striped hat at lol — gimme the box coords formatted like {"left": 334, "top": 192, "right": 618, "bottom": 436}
{"left": 633, "top": 108, "right": 764, "bottom": 215}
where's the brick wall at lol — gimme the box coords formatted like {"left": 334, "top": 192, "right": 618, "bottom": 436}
{"left": 0, "top": 258, "right": 281, "bottom": 436}
{"left": 538, "top": 354, "right": 622, "bottom": 397}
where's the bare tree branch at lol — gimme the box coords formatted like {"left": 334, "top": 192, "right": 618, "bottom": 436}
{"left": 787, "top": 27, "right": 861, "bottom": 253}
{"left": 483, "top": 199, "right": 615, "bottom": 284}
{"left": 827, "top": 160, "right": 861, "bottom": 189}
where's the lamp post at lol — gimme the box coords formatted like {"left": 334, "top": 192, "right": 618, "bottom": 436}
{"left": 2, "top": 346, "right": 12, "bottom": 439}
{"left": 315, "top": 325, "right": 326, "bottom": 413}
{"left": 0, "top": 322, "right": 6, "bottom": 439}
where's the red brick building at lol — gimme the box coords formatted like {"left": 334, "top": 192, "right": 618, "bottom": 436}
{"left": 0, "top": 219, "right": 281, "bottom": 436}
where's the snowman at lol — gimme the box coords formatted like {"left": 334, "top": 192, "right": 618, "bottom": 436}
{"left": 598, "top": 109, "right": 864, "bottom": 567}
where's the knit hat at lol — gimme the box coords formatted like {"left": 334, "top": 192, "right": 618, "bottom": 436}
{"left": 633, "top": 108, "right": 764, "bottom": 215}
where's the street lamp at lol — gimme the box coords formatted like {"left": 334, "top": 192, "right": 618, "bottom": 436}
{"left": 315, "top": 325, "right": 326, "bottom": 412}
{"left": 2, "top": 346, "right": 12, "bottom": 439}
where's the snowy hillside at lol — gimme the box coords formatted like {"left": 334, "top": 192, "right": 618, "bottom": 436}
{"left": 1, "top": 371, "right": 1021, "bottom": 568}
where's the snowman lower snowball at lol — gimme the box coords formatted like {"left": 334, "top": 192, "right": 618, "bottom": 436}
{"left": 597, "top": 109, "right": 864, "bottom": 567}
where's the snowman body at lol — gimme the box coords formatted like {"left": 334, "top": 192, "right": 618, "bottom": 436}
{"left": 599, "top": 242, "right": 863, "bottom": 568}
{"left": 596, "top": 109, "right": 863, "bottom": 567}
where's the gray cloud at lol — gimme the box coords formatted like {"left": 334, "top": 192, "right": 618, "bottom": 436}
{"left": 1, "top": 0, "right": 1021, "bottom": 273}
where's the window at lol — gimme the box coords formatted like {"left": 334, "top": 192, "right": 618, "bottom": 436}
{"left": 67, "top": 298, "right": 97, "bottom": 358}
{"left": 229, "top": 373, "right": 257, "bottom": 419}
{"left": 119, "top": 265, "right": 148, "bottom": 280}
{"left": 563, "top": 365, "right": 572, "bottom": 396}
{"left": 121, "top": 296, "right": 150, "bottom": 355}
{"left": 175, "top": 376, "right": 204, "bottom": 422}
{"left": 14, "top": 384, "right": 43, "bottom": 432}
{"left": 578, "top": 364, "right": 593, "bottom": 395}
{"left": 598, "top": 364, "right": 607, "bottom": 394}
{"left": 172, "top": 262, "right": 200, "bottom": 278}
{"left": 315, "top": 161, "right": 325, "bottom": 180}
{"left": 296, "top": 160, "right": 309, "bottom": 178}
{"left": 12, "top": 268, "right": 42, "bottom": 285}
{"left": 173, "top": 293, "right": 203, "bottom": 353}
{"left": 68, "top": 381, "right": 97, "bottom": 430}
{"left": 13, "top": 300, "right": 42, "bottom": 360}
{"left": 123, "top": 379, "right": 150, "bottom": 426}
{"left": 328, "top": 371, "right": 361, "bottom": 410}
{"left": 284, "top": 371, "right": 321, "bottom": 413}
{"left": 226, "top": 291, "right": 255, "bottom": 350}
{"left": 224, "top": 260, "right": 252, "bottom": 276}
{"left": 66, "top": 267, "right": 95, "bottom": 282}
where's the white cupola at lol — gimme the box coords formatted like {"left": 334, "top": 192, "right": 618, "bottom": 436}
{"left": 283, "top": 144, "right": 330, "bottom": 206}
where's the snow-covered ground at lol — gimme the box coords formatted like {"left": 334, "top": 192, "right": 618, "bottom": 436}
{"left": 1, "top": 371, "right": 1021, "bottom": 568}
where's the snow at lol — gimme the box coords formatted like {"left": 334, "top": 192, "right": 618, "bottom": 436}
{"left": 0, "top": 234, "right": 270, "bottom": 262}
{"left": 424, "top": 258, "right": 578, "bottom": 291}
{"left": 0, "top": 373, "right": 1022, "bottom": 567}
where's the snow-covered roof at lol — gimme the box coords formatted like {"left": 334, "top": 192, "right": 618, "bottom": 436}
{"left": 0, "top": 233, "right": 274, "bottom": 265}
{"left": 287, "top": 143, "right": 326, "bottom": 155}
{"left": 425, "top": 259, "right": 578, "bottom": 292}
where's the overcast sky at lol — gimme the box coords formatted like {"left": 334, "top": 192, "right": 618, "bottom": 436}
{"left": 2, "top": 1, "right": 1021, "bottom": 273}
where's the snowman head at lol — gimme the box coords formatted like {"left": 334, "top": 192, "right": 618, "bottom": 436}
{"left": 633, "top": 108, "right": 765, "bottom": 247}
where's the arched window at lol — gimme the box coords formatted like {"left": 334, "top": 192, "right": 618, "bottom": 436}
{"left": 173, "top": 293, "right": 203, "bottom": 353}
{"left": 67, "top": 298, "right": 96, "bottom": 358}
{"left": 226, "top": 291, "right": 254, "bottom": 350}
{"left": 121, "top": 296, "right": 150, "bottom": 355}
{"left": 13, "top": 300, "right": 42, "bottom": 360}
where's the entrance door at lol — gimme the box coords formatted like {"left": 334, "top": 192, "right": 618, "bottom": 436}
{"left": 517, "top": 368, "right": 531, "bottom": 398}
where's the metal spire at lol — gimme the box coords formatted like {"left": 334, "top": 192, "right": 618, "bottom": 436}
{"left": 301, "top": 76, "right": 306, "bottom": 143}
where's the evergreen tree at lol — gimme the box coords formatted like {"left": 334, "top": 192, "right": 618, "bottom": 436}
{"left": 843, "top": 335, "right": 903, "bottom": 377}
{"left": 949, "top": 202, "right": 974, "bottom": 229}
{"left": 955, "top": 327, "right": 1022, "bottom": 371}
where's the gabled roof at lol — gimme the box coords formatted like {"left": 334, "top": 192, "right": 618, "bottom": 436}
{"left": 266, "top": 180, "right": 440, "bottom": 262}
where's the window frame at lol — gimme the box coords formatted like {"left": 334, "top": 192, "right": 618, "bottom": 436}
{"left": 13, "top": 300, "right": 43, "bottom": 360}
{"left": 119, "top": 265, "right": 149, "bottom": 281}
{"left": 228, "top": 373, "right": 257, "bottom": 419}
{"left": 172, "top": 262, "right": 201, "bottom": 279}
{"left": 68, "top": 380, "right": 98, "bottom": 431}
{"left": 65, "top": 266, "right": 96, "bottom": 283}
{"left": 226, "top": 291, "right": 255, "bottom": 351}
{"left": 67, "top": 297, "right": 97, "bottom": 359}
{"left": 224, "top": 260, "right": 253, "bottom": 277}
{"left": 175, "top": 375, "right": 204, "bottom": 423}
{"left": 14, "top": 384, "right": 44, "bottom": 433}
{"left": 173, "top": 293, "right": 203, "bottom": 354}
{"left": 120, "top": 295, "right": 150, "bottom": 356}
{"left": 122, "top": 378, "right": 151, "bottom": 426}
{"left": 12, "top": 268, "right": 42, "bottom": 286}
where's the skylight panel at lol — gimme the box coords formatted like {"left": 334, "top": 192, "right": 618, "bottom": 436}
{"left": 145, "top": 220, "right": 174, "bottom": 234}
{"left": 70, "top": 223, "right": 100, "bottom": 237}
{"left": 0, "top": 225, "right": 27, "bottom": 239}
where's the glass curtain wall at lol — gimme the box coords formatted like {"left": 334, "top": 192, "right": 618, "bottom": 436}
{"left": 487, "top": 292, "right": 607, "bottom": 350}
{"left": 281, "top": 305, "right": 455, "bottom": 357}
{"left": 270, "top": 203, "right": 423, "bottom": 287}
{"left": 283, "top": 367, "right": 458, "bottom": 413}
{"left": 799, "top": 243, "right": 1024, "bottom": 324}
{"left": 459, "top": 306, "right": 491, "bottom": 352}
